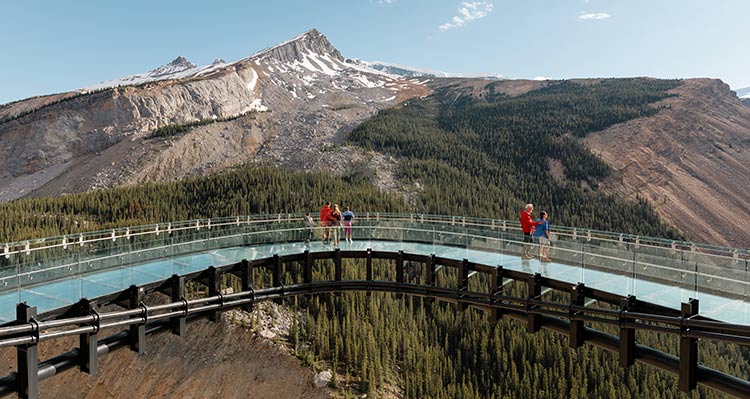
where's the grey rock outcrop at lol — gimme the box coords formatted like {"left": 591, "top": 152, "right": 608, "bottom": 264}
{"left": 0, "top": 29, "right": 429, "bottom": 201}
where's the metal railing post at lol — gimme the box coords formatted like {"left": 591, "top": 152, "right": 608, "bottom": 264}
{"left": 366, "top": 249, "right": 373, "bottom": 297}
{"left": 207, "top": 266, "right": 222, "bottom": 322}
{"left": 240, "top": 259, "right": 254, "bottom": 312}
{"left": 619, "top": 295, "right": 636, "bottom": 368}
{"left": 459, "top": 259, "right": 469, "bottom": 311}
{"left": 527, "top": 273, "right": 542, "bottom": 333}
{"left": 426, "top": 254, "right": 436, "bottom": 287}
{"left": 491, "top": 266, "right": 504, "bottom": 321}
{"left": 170, "top": 275, "right": 187, "bottom": 336}
{"left": 272, "top": 255, "right": 283, "bottom": 304}
{"left": 366, "top": 249, "right": 373, "bottom": 281}
{"left": 679, "top": 298, "right": 699, "bottom": 392}
{"left": 16, "top": 303, "right": 38, "bottom": 399}
{"left": 395, "top": 250, "right": 404, "bottom": 299}
{"left": 128, "top": 286, "right": 145, "bottom": 355}
{"left": 334, "top": 248, "right": 342, "bottom": 282}
{"left": 303, "top": 251, "right": 313, "bottom": 285}
{"left": 569, "top": 283, "right": 585, "bottom": 348}
{"left": 77, "top": 298, "right": 98, "bottom": 374}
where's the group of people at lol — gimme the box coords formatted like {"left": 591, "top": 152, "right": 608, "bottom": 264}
{"left": 520, "top": 203, "right": 552, "bottom": 262}
{"left": 304, "top": 202, "right": 549, "bottom": 257}
{"left": 305, "top": 202, "right": 354, "bottom": 246}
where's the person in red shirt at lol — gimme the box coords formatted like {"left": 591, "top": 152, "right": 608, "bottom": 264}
{"left": 319, "top": 202, "right": 332, "bottom": 243}
{"left": 520, "top": 203, "right": 542, "bottom": 259}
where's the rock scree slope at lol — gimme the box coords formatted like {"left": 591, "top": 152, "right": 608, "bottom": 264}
{"left": 586, "top": 78, "right": 750, "bottom": 247}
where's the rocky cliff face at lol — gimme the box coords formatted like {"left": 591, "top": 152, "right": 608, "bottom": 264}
{"left": 586, "top": 79, "right": 750, "bottom": 247}
{"left": 0, "top": 29, "right": 428, "bottom": 200}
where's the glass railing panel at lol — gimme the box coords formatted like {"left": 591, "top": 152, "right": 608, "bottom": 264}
{"left": 365, "top": 222, "right": 402, "bottom": 245}
{"left": 13, "top": 242, "right": 81, "bottom": 287}
{"left": 693, "top": 252, "right": 748, "bottom": 323}
{"left": 16, "top": 247, "right": 81, "bottom": 310}
{"left": 465, "top": 227, "right": 502, "bottom": 267}
{"left": 632, "top": 251, "right": 694, "bottom": 310}
{"left": 0, "top": 255, "right": 18, "bottom": 293}
{"left": 579, "top": 243, "right": 635, "bottom": 297}
{"left": 0, "top": 288, "right": 20, "bottom": 323}
{"left": 170, "top": 225, "right": 209, "bottom": 259}
{"left": 77, "top": 239, "right": 133, "bottom": 297}
{"left": 432, "top": 224, "right": 468, "bottom": 261}
{"left": 208, "top": 224, "right": 247, "bottom": 250}
{"left": 548, "top": 240, "right": 583, "bottom": 268}
{"left": 400, "top": 222, "right": 436, "bottom": 255}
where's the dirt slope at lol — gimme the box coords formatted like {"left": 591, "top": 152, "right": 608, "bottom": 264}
{"left": 586, "top": 79, "right": 750, "bottom": 247}
{"left": 0, "top": 317, "right": 329, "bottom": 399}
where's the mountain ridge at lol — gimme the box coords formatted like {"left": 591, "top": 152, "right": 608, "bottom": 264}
{"left": 360, "top": 60, "right": 504, "bottom": 79}
{"left": 0, "top": 29, "right": 428, "bottom": 202}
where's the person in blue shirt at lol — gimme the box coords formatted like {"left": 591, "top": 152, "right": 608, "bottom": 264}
{"left": 532, "top": 211, "right": 551, "bottom": 262}
{"left": 341, "top": 206, "right": 354, "bottom": 243}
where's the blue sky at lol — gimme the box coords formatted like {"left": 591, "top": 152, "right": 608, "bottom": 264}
{"left": 1, "top": 0, "right": 748, "bottom": 104}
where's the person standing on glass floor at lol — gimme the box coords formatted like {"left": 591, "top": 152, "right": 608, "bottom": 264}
{"left": 520, "top": 203, "right": 542, "bottom": 259}
{"left": 342, "top": 206, "right": 354, "bottom": 243}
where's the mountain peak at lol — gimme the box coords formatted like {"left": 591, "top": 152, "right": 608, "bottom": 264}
{"left": 251, "top": 28, "right": 343, "bottom": 64}
{"left": 150, "top": 56, "right": 197, "bottom": 77}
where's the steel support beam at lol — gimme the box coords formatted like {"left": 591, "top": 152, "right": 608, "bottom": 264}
{"left": 679, "top": 298, "right": 699, "bottom": 392}
{"left": 303, "top": 251, "right": 313, "bottom": 285}
{"left": 334, "top": 248, "right": 342, "bottom": 281}
{"left": 490, "top": 266, "right": 504, "bottom": 321}
{"left": 170, "top": 275, "right": 187, "bottom": 336}
{"left": 619, "top": 295, "right": 636, "bottom": 368}
{"left": 527, "top": 273, "right": 542, "bottom": 333}
{"left": 272, "top": 254, "right": 283, "bottom": 304}
{"left": 395, "top": 250, "right": 404, "bottom": 299}
{"left": 16, "top": 303, "right": 38, "bottom": 399}
{"left": 424, "top": 254, "right": 436, "bottom": 308}
{"left": 458, "top": 259, "right": 470, "bottom": 311}
{"left": 366, "top": 249, "right": 373, "bottom": 297}
{"left": 240, "top": 259, "right": 255, "bottom": 312}
{"left": 207, "top": 266, "right": 222, "bottom": 322}
{"left": 569, "top": 283, "right": 585, "bottom": 349}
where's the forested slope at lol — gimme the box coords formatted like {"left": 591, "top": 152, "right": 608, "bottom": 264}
{"left": 350, "top": 78, "right": 682, "bottom": 237}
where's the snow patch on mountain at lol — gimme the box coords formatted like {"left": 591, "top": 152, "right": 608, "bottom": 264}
{"left": 83, "top": 56, "right": 205, "bottom": 91}
{"left": 736, "top": 87, "right": 750, "bottom": 99}
{"left": 247, "top": 67, "right": 258, "bottom": 92}
{"left": 359, "top": 60, "right": 504, "bottom": 80}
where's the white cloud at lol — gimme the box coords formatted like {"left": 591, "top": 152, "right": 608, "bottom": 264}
{"left": 578, "top": 12, "right": 610, "bottom": 20}
{"left": 439, "top": 1, "right": 494, "bottom": 31}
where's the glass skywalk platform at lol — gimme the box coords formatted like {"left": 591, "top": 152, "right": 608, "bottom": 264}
{"left": 1, "top": 215, "right": 748, "bottom": 325}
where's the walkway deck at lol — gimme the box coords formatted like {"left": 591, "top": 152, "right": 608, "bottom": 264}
{"left": 2, "top": 239, "right": 747, "bottom": 324}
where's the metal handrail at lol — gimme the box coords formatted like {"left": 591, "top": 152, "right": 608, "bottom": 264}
{"left": 2, "top": 213, "right": 748, "bottom": 258}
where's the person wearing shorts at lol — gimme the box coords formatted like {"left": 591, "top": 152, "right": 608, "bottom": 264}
{"left": 341, "top": 206, "right": 354, "bottom": 243}
{"left": 533, "top": 211, "right": 551, "bottom": 262}
{"left": 329, "top": 204, "right": 342, "bottom": 246}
